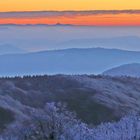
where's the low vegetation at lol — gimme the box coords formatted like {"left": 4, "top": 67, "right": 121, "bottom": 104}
{"left": 0, "top": 75, "right": 139, "bottom": 139}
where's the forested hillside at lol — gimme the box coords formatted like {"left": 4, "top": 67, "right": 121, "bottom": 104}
{"left": 0, "top": 75, "right": 140, "bottom": 139}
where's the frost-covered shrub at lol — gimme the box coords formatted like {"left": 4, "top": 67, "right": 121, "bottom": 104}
{"left": 1, "top": 102, "right": 140, "bottom": 140}
{"left": 92, "top": 113, "right": 140, "bottom": 140}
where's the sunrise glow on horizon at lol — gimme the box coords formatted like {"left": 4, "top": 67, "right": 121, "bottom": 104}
{"left": 0, "top": 0, "right": 140, "bottom": 26}
{"left": 0, "top": 13, "right": 140, "bottom": 26}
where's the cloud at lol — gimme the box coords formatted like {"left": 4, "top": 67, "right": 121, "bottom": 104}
{"left": 0, "top": 10, "right": 140, "bottom": 19}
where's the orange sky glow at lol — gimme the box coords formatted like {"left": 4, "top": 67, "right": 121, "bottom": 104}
{"left": 0, "top": 0, "right": 140, "bottom": 12}
{"left": 0, "top": 13, "right": 140, "bottom": 26}
{"left": 0, "top": 0, "right": 140, "bottom": 26}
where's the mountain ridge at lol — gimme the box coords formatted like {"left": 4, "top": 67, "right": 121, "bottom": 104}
{"left": 0, "top": 44, "right": 26, "bottom": 55}
{"left": 103, "top": 63, "right": 140, "bottom": 77}
{"left": 0, "top": 47, "right": 140, "bottom": 76}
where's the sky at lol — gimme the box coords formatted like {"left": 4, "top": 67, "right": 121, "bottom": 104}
{"left": 0, "top": 0, "right": 140, "bottom": 11}
{"left": 0, "top": 0, "right": 140, "bottom": 26}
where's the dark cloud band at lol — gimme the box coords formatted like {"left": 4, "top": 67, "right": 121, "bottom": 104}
{"left": 0, "top": 10, "right": 140, "bottom": 18}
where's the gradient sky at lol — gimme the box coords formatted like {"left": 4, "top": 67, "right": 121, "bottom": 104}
{"left": 0, "top": 0, "right": 140, "bottom": 11}
{"left": 0, "top": 0, "right": 140, "bottom": 26}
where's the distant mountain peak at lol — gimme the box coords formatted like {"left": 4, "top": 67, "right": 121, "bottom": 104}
{"left": 0, "top": 44, "right": 26, "bottom": 55}
{"left": 103, "top": 63, "right": 140, "bottom": 77}
{"left": 54, "top": 23, "right": 73, "bottom": 26}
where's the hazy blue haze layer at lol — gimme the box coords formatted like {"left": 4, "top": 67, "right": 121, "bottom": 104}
{"left": 0, "top": 25, "right": 140, "bottom": 53}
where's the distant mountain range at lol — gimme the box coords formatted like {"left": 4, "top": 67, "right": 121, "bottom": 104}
{"left": 56, "top": 36, "right": 140, "bottom": 51}
{"left": 103, "top": 63, "right": 140, "bottom": 77}
{"left": 0, "top": 23, "right": 73, "bottom": 27}
{"left": 0, "top": 44, "right": 25, "bottom": 55}
{"left": 0, "top": 48, "right": 140, "bottom": 76}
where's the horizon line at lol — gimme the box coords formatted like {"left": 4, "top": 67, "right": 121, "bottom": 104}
{"left": 0, "top": 24, "right": 140, "bottom": 27}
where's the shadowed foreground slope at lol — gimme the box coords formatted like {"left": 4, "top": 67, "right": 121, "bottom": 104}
{"left": 0, "top": 75, "right": 140, "bottom": 132}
